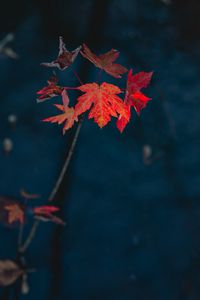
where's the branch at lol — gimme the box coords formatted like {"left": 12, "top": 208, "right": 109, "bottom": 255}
{"left": 19, "top": 120, "right": 83, "bottom": 253}
{"left": 19, "top": 220, "right": 40, "bottom": 253}
{"left": 48, "top": 119, "right": 82, "bottom": 201}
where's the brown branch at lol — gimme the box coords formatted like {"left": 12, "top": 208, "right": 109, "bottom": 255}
{"left": 19, "top": 120, "right": 83, "bottom": 253}
{"left": 19, "top": 220, "right": 40, "bottom": 253}
{"left": 48, "top": 119, "right": 82, "bottom": 201}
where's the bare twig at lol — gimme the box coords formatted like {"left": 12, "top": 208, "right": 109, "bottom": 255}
{"left": 19, "top": 220, "right": 40, "bottom": 253}
{"left": 19, "top": 120, "right": 83, "bottom": 253}
{"left": 48, "top": 120, "right": 83, "bottom": 201}
{"left": 18, "top": 223, "right": 24, "bottom": 249}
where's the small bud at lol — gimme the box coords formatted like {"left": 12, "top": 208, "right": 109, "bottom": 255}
{"left": 143, "top": 144, "right": 152, "bottom": 165}
{"left": 2, "top": 138, "right": 13, "bottom": 154}
{"left": 3, "top": 47, "right": 18, "bottom": 59}
{"left": 21, "top": 274, "right": 29, "bottom": 295}
{"left": 7, "top": 114, "right": 17, "bottom": 127}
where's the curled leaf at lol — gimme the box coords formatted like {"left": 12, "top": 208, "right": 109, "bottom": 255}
{"left": 20, "top": 189, "right": 40, "bottom": 200}
{"left": 81, "top": 44, "right": 128, "bottom": 78}
{"left": 41, "top": 37, "right": 81, "bottom": 70}
{"left": 33, "top": 205, "right": 59, "bottom": 215}
{"left": 34, "top": 214, "right": 66, "bottom": 226}
{"left": 33, "top": 205, "right": 65, "bottom": 226}
{"left": 36, "top": 75, "right": 63, "bottom": 103}
{"left": 0, "top": 260, "right": 24, "bottom": 286}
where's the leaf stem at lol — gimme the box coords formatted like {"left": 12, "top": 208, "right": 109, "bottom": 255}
{"left": 70, "top": 66, "right": 83, "bottom": 85}
{"left": 63, "top": 86, "right": 78, "bottom": 90}
{"left": 97, "top": 69, "right": 103, "bottom": 84}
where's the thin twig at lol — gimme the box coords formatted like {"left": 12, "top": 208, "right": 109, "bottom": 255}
{"left": 63, "top": 86, "right": 78, "bottom": 90}
{"left": 19, "top": 120, "right": 83, "bottom": 252}
{"left": 70, "top": 66, "right": 83, "bottom": 85}
{"left": 48, "top": 120, "right": 83, "bottom": 201}
{"left": 19, "top": 220, "right": 40, "bottom": 253}
{"left": 18, "top": 223, "right": 24, "bottom": 249}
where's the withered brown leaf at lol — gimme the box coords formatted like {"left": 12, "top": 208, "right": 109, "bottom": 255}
{"left": 0, "top": 260, "right": 24, "bottom": 286}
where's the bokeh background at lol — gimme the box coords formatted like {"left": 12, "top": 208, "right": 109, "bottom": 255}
{"left": 0, "top": 0, "right": 200, "bottom": 299}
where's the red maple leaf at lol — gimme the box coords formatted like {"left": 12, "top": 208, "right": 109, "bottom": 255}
{"left": 41, "top": 37, "right": 81, "bottom": 70}
{"left": 33, "top": 205, "right": 65, "bottom": 226}
{"left": 36, "top": 75, "right": 63, "bottom": 103}
{"left": 33, "top": 205, "right": 59, "bottom": 215}
{"left": 43, "top": 90, "right": 78, "bottom": 134}
{"left": 75, "top": 82, "right": 129, "bottom": 128}
{"left": 117, "top": 69, "right": 153, "bottom": 132}
{"left": 4, "top": 203, "right": 24, "bottom": 224}
{"left": 20, "top": 189, "right": 40, "bottom": 200}
{"left": 81, "top": 44, "right": 128, "bottom": 78}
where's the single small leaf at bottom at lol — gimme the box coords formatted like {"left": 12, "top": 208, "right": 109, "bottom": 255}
{"left": 0, "top": 260, "right": 24, "bottom": 286}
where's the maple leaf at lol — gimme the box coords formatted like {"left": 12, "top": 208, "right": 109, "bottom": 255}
{"left": 33, "top": 205, "right": 65, "bottom": 226}
{"left": 81, "top": 44, "right": 128, "bottom": 78}
{"left": 41, "top": 36, "right": 81, "bottom": 70}
{"left": 75, "top": 82, "right": 129, "bottom": 128}
{"left": 117, "top": 69, "right": 153, "bottom": 133}
{"left": 130, "top": 91, "right": 152, "bottom": 115}
{"left": 4, "top": 203, "right": 24, "bottom": 224}
{"left": 34, "top": 214, "right": 66, "bottom": 226}
{"left": 0, "top": 197, "right": 21, "bottom": 226}
{"left": 33, "top": 205, "right": 59, "bottom": 215}
{"left": 43, "top": 90, "right": 78, "bottom": 133}
{"left": 36, "top": 74, "right": 63, "bottom": 103}
{"left": 0, "top": 260, "right": 24, "bottom": 286}
{"left": 20, "top": 189, "right": 40, "bottom": 200}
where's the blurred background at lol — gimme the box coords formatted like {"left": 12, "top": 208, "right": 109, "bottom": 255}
{"left": 0, "top": 0, "right": 200, "bottom": 299}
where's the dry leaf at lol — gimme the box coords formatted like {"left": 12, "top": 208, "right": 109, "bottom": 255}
{"left": 0, "top": 260, "right": 24, "bottom": 286}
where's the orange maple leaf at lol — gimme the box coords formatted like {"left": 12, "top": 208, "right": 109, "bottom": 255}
{"left": 81, "top": 44, "right": 128, "bottom": 78}
{"left": 75, "top": 82, "right": 128, "bottom": 128}
{"left": 43, "top": 90, "right": 78, "bottom": 134}
{"left": 4, "top": 204, "right": 24, "bottom": 224}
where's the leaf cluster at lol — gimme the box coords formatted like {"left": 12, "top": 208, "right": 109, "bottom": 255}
{"left": 37, "top": 37, "right": 153, "bottom": 133}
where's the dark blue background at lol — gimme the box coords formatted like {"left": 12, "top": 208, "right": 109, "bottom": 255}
{"left": 1, "top": 0, "right": 200, "bottom": 299}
